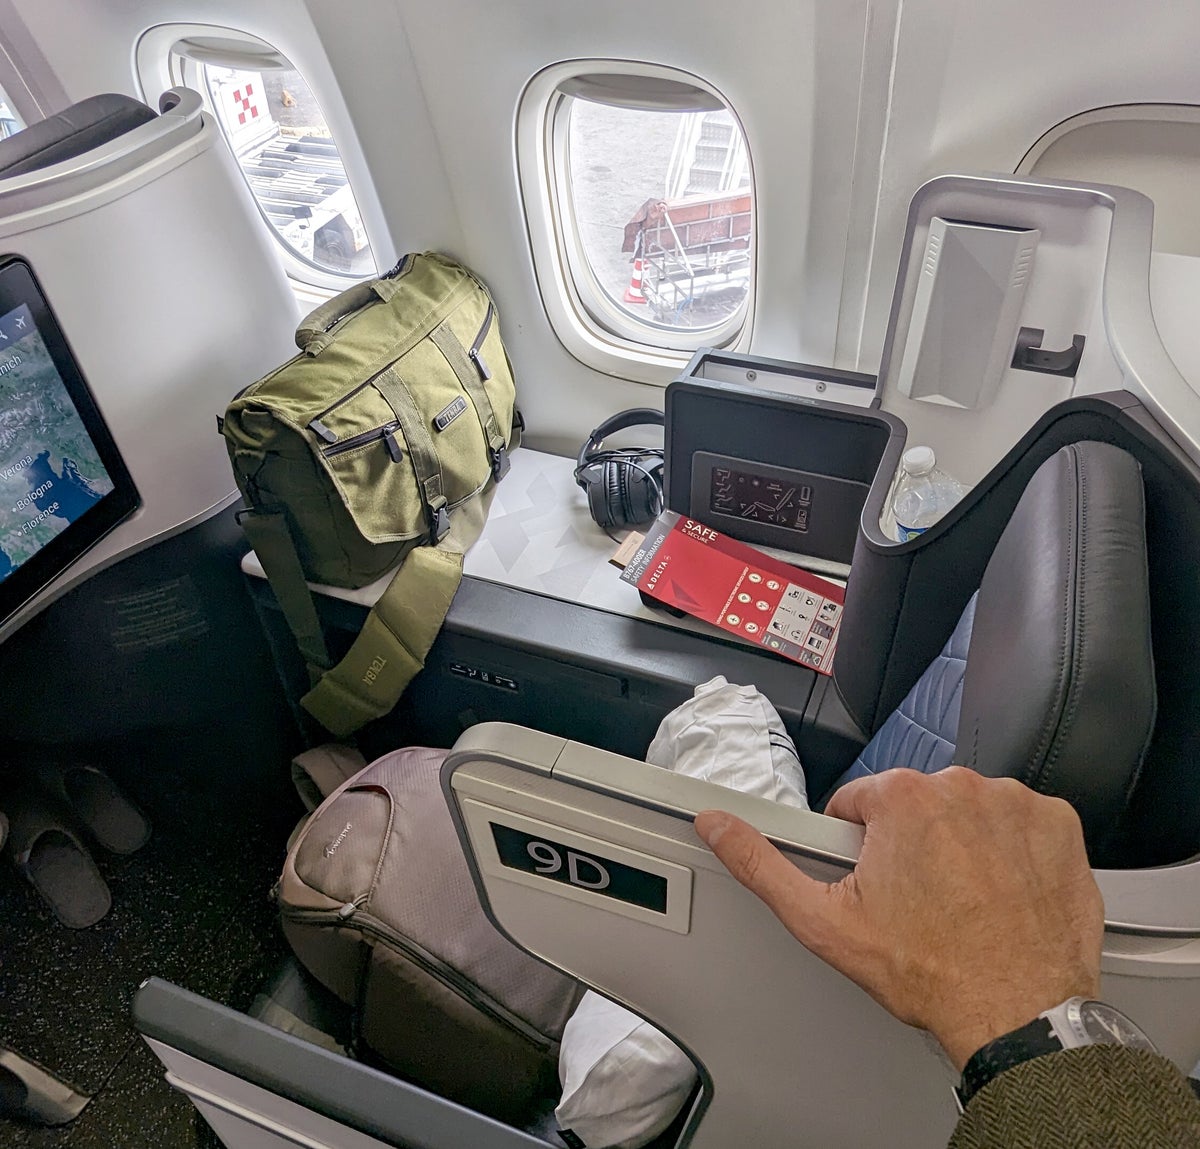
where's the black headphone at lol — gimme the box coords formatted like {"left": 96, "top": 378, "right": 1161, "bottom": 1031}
{"left": 574, "top": 408, "right": 666, "bottom": 530}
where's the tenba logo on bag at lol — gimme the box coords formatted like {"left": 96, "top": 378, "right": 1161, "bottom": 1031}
{"left": 434, "top": 396, "right": 469, "bottom": 431}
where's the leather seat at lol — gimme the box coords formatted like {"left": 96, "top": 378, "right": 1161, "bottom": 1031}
{"left": 822, "top": 440, "right": 1155, "bottom": 861}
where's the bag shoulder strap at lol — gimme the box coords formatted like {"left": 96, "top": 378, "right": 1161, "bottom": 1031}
{"left": 238, "top": 507, "right": 332, "bottom": 674}
{"left": 296, "top": 425, "right": 508, "bottom": 734}
{"left": 300, "top": 546, "right": 463, "bottom": 737}
{"left": 242, "top": 503, "right": 465, "bottom": 738}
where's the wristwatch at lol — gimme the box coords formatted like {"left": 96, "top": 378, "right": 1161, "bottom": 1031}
{"left": 957, "top": 997, "right": 1158, "bottom": 1108}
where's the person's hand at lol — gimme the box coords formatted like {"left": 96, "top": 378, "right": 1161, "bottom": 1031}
{"left": 694, "top": 767, "right": 1103, "bottom": 1070}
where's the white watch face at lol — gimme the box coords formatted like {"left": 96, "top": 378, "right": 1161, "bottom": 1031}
{"left": 1074, "top": 1000, "right": 1157, "bottom": 1052}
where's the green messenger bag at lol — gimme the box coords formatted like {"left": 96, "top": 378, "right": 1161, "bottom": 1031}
{"left": 222, "top": 252, "right": 521, "bottom": 736}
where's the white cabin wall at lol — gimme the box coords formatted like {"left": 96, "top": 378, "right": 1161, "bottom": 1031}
{"left": 0, "top": 0, "right": 871, "bottom": 456}
{"left": 842, "top": 0, "right": 1200, "bottom": 375}
{"left": 0, "top": 0, "right": 70, "bottom": 121}
{"left": 8, "top": 1, "right": 1196, "bottom": 454}
{"left": 0, "top": 0, "right": 464, "bottom": 325}
{"left": 299, "top": 0, "right": 463, "bottom": 261}
{"left": 391, "top": 0, "right": 868, "bottom": 453}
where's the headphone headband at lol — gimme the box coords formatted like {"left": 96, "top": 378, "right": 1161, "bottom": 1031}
{"left": 576, "top": 408, "right": 665, "bottom": 475}
{"left": 574, "top": 407, "right": 667, "bottom": 531}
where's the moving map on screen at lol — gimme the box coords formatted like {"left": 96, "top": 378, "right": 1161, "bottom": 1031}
{"left": 0, "top": 304, "right": 114, "bottom": 583}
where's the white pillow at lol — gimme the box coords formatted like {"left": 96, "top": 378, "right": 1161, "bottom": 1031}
{"left": 555, "top": 991, "right": 697, "bottom": 1149}
{"left": 555, "top": 677, "right": 808, "bottom": 1147}
{"left": 646, "top": 675, "right": 809, "bottom": 809}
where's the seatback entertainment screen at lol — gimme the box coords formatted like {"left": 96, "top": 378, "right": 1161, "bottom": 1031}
{"left": 0, "top": 258, "right": 138, "bottom": 627}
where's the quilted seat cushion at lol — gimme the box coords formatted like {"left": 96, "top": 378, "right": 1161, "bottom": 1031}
{"left": 819, "top": 593, "right": 976, "bottom": 806}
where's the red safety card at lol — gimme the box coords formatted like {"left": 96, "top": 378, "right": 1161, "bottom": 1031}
{"left": 620, "top": 511, "right": 845, "bottom": 674}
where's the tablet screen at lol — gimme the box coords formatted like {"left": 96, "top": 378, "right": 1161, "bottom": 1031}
{"left": 0, "top": 259, "right": 138, "bottom": 626}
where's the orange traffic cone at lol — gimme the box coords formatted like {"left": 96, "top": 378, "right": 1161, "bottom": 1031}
{"left": 623, "top": 258, "right": 648, "bottom": 304}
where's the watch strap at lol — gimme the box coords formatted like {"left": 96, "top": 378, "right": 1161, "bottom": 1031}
{"left": 959, "top": 1016, "right": 1061, "bottom": 1107}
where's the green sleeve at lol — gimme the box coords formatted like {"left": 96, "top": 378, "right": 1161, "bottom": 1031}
{"left": 949, "top": 1045, "right": 1200, "bottom": 1149}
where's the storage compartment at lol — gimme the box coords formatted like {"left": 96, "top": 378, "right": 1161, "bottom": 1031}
{"left": 248, "top": 576, "right": 818, "bottom": 762}
{"left": 664, "top": 357, "right": 905, "bottom": 566}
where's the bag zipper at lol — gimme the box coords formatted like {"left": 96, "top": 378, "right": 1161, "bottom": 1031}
{"left": 468, "top": 303, "right": 494, "bottom": 381}
{"left": 380, "top": 254, "right": 411, "bottom": 280}
{"left": 321, "top": 421, "right": 404, "bottom": 462}
{"left": 308, "top": 372, "right": 384, "bottom": 437}
{"left": 280, "top": 902, "right": 555, "bottom": 1052}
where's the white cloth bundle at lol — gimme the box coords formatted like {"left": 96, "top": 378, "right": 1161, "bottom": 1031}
{"left": 645, "top": 675, "right": 809, "bottom": 807}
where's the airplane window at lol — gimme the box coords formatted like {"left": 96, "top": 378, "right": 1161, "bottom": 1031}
{"left": 566, "top": 99, "right": 753, "bottom": 334}
{"left": 198, "top": 63, "right": 374, "bottom": 278}
{"left": 520, "top": 66, "right": 755, "bottom": 376}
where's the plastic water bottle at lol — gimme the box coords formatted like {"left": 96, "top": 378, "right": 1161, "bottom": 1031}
{"left": 891, "top": 446, "right": 967, "bottom": 542}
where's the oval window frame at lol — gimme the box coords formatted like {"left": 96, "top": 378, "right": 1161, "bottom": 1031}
{"left": 135, "top": 23, "right": 380, "bottom": 293}
{"left": 517, "top": 60, "right": 756, "bottom": 384}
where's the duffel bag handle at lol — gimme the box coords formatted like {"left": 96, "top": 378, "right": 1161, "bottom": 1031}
{"left": 296, "top": 276, "right": 401, "bottom": 355}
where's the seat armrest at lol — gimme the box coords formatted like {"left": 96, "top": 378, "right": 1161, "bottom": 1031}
{"left": 444, "top": 721, "right": 863, "bottom": 871}
{"left": 797, "top": 675, "right": 871, "bottom": 799}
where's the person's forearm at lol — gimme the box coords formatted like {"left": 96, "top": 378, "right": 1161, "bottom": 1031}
{"left": 948, "top": 1045, "right": 1200, "bottom": 1148}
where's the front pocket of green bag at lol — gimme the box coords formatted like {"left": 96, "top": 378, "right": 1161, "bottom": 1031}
{"left": 320, "top": 427, "right": 428, "bottom": 546}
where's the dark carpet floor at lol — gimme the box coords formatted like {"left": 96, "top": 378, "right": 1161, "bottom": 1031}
{"left": 0, "top": 718, "right": 303, "bottom": 1148}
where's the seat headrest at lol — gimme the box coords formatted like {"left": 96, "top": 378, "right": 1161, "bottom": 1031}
{"left": 956, "top": 441, "right": 1155, "bottom": 858}
{"left": 0, "top": 94, "right": 157, "bottom": 180}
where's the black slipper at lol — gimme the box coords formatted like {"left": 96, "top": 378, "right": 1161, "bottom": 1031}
{"left": 42, "top": 764, "right": 151, "bottom": 856}
{"left": 4, "top": 786, "right": 111, "bottom": 929}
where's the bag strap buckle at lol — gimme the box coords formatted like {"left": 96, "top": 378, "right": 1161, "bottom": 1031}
{"left": 491, "top": 445, "right": 511, "bottom": 482}
{"left": 429, "top": 503, "right": 451, "bottom": 544}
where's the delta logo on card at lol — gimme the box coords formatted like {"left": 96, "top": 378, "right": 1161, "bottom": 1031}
{"left": 620, "top": 511, "right": 845, "bottom": 674}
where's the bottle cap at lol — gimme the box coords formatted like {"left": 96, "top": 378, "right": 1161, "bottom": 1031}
{"left": 901, "top": 445, "right": 936, "bottom": 476}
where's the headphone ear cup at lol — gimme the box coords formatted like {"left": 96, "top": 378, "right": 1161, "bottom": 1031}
{"left": 628, "top": 463, "right": 661, "bottom": 524}
{"left": 647, "top": 460, "right": 664, "bottom": 515}
{"left": 589, "top": 459, "right": 662, "bottom": 528}
{"left": 585, "top": 460, "right": 615, "bottom": 529}
{"left": 605, "top": 459, "right": 625, "bottom": 528}
{"left": 576, "top": 407, "right": 666, "bottom": 530}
